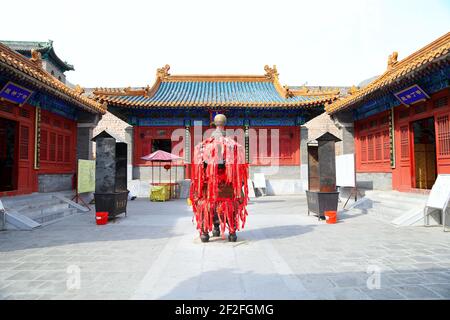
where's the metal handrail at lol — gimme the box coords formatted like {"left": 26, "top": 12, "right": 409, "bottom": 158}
{"left": 0, "top": 200, "right": 5, "bottom": 231}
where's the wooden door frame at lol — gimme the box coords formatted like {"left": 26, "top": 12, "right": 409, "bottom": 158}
{"left": 410, "top": 116, "right": 438, "bottom": 189}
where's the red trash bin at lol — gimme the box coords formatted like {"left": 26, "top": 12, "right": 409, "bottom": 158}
{"left": 96, "top": 212, "right": 108, "bottom": 225}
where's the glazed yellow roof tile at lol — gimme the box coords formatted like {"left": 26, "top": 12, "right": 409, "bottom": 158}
{"left": 326, "top": 32, "right": 450, "bottom": 114}
{"left": 0, "top": 42, "right": 105, "bottom": 114}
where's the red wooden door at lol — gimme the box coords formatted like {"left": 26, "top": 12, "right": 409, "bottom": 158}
{"left": 17, "top": 106, "right": 35, "bottom": 194}
{"left": 393, "top": 108, "right": 413, "bottom": 191}
{"left": 435, "top": 112, "right": 450, "bottom": 173}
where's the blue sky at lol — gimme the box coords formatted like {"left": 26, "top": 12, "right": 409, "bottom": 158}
{"left": 1, "top": 0, "right": 449, "bottom": 87}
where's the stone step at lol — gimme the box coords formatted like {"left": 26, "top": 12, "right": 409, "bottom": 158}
{"left": 33, "top": 208, "right": 78, "bottom": 225}
{"left": 365, "top": 190, "right": 428, "bottom": 203}
{"left": 369, "top": 199, "right": 422, "bottom": 211}
{"left": 1, "top": 194, "right": 55, "bottom": 208}
{"left": 13, "top": 199, "right": 66, "bottom": 212}
{"left": 350, "top": 196, "right": 419, "bottom": 224}
{"left": 22, "top": 203, "right": 72, "bottom": 220}
{"left": 351, "top": 206, "right": 406, "bottom": 224}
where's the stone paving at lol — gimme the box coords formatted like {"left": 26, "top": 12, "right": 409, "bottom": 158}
{"left": 0, "top": 195, "right": 449, "bottom": 300}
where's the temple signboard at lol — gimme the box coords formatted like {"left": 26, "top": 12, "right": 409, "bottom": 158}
{"left": 394, "top": 84, "right": 429, "bottom": 107}
{"left": 0, "top": 82, "right": 33, "bottom": 105}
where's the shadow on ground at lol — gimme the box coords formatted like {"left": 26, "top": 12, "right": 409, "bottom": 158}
{"left": 239, "top": 224, "right": 316, "bottom": 241}
{"left": 157, "top": 267, "right": 450, "bottom": 300}
{"left": 0, "top": 199, "right": 189, "bottom": 252}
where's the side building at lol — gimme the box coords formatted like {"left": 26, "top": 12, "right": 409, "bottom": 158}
{"left": 326, "top": 32, "right": 450, "bottom": 192}
{"left": 0, "top": 41, "right": 106, "bottom": 197}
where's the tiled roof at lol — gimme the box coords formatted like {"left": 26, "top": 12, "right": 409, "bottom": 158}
{"left": 93, "top": 65, "right": 339, "bottom": 109}
{"left": 0, "top": 42, "right": 105, "bottom": 114}
{"left": 0, "top": 40, "right": 75, "bottom": 71}
{"left": 326, "top": 32, "right": 450, "bottom": 114}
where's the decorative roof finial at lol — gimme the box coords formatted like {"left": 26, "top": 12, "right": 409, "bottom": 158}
{"left": 387, "top": 51, "right": 398, "bottom": 70}
{"left": 157, "top": 64, "right": 171, "bottom": 80}
{"left": 264, "top": 65, "right": 279, "bottom": 81}
{"left": 74, "top": 84, "right": 85, "bottom": 95}
{"left": 30, "top": 49, "right": 42, "bottom": 67}
{"left": 348, "top": 85, "right": 359, "bottom": 95}
{"left": 283, "top": 85, "right": 294, "bottom": 98}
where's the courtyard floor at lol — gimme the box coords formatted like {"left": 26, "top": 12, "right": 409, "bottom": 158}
{"left": 0, "top": 195, "right": 449, "bottom": 300}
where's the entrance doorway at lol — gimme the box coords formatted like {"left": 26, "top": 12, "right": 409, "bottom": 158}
{"left": 0, "top": 117, "right": 18, "bottom": 192}
{"left": 412, "top": 117, "right": 437, "bottom": 189}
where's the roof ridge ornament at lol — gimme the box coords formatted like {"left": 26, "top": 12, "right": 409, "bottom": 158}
{"left": 157, "top": 64, "right": 171, "bottom": 80}
{"left": 283, "top": 85, "right": 295, "bottom": 98}
{"left": 74, "top": 84, "right": 85, "bottom": 95}
{"left": 30, "top": 49, "right": 42, "bottom": 67}
{"left": 264, "top": 65, "right": 279, "bottom": 81}
{"left": 387, "top": 51, "right": 398, "bottom": 70}
{"left": 348, "top": 85, "right": 359, "bottom": 95}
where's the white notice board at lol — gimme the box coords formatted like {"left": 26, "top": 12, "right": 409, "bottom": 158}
{"left": 426, "top": 174, "right": 450, "bottom": 209}
{"left": 336, "top": 153, "right": 356, "bottom": 187}
{"left": 253, "top": 173, "right": 266, "bottom": 189}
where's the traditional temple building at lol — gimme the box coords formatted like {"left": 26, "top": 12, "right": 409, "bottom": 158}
{"left": 326, "top": 32, "right": 450, "bottom": 192}
{"left": 0, "top": 41, "right": 106, "bottom": 197}
{"left": 92, "top": 65, "right": 340, "bottom": 194}
{"left": 0, "top": 40, "right": 74, "bottom": 84}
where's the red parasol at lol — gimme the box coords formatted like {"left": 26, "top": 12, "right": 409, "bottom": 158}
{"left": 141, "top": 150, "right": 182, "bottom": 161}
{"left": 141, "top": 150, "right": 183, "bottom": 198}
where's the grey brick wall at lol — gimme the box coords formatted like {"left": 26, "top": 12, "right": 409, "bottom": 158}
{"left": 356, "top": 172, "right": 392, "bottom": 191}
{"left": 38, "top": 174, "right": 73, "bottom": 192}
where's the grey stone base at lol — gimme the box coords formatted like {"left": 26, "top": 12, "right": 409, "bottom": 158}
{"left": 356, "top": 172, "right": 392, "bottom": 191}
{"left": 38, "top": 174, "right": 74, "bottom": 193}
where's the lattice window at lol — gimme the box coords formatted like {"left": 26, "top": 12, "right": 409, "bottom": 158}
{"left": 437, "top": 115, "right": 450, "bottom": 156}
{"left": 367, "top": 134, "right": 374, "bottom": 161}
{"left": 64, "top": 136, "right": 71, "bottom": 163}
{"left": 41, "top": 114, "right": 50, "bottom": 124}
{"left": 383, "top": 130, "right": 390, "bottom": 161}
{"left": 19, "top": 108, "right": 30, "bottom": 118}
{"left": 40, "top": 129, "right": 48, "bottom": 161}
{"left": 0, "top": 104, "right": 14, "bottom": 113}
{"left": 375, "top": 133, "right": 382, "bottom": 161}
{"left": 380, "top": 116, "right": 389, "bottom": 125}
{"left": 57, "top": 135, "right": 64, "bottom": 162}
{"left": 400, "top": 125, "right": 409, "bottom": 159}
{"left": 414, "top": 103, "right": 427, "bottom": 114}
{"left": 361, "top": 136, "right": 367, "bottom": 163}
{"left": 19, "top": 126, "right": 29, "bottom": 160}
{"left": 399, "top": 110, "right": 409, "bottom": 119}
{"left": 434, "top": 97, "right": 448, "bottom": 109}
{"left": 49, "top": 132, "right": 56, "bottom": 161}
